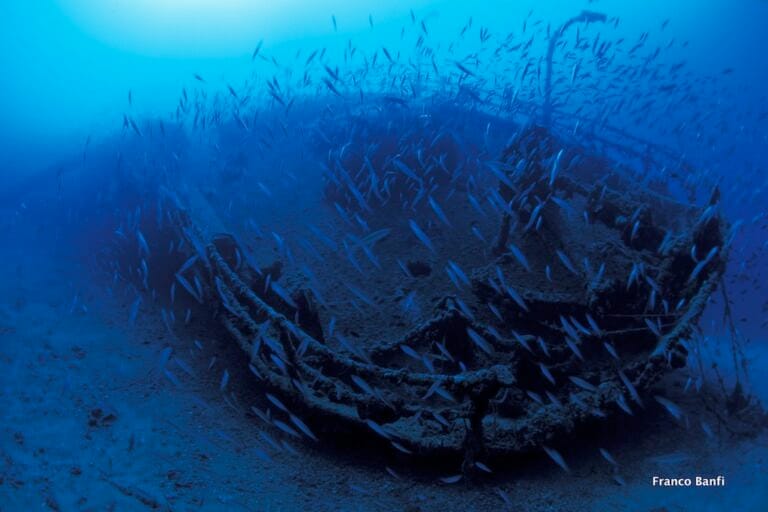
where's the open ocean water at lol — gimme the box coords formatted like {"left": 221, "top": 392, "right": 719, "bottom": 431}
{"left": 0, "top": 1, "right": 767, "bottom": 511}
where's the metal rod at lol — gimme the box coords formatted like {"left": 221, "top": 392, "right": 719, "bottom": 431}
{"left": 543, "top": 10, "right": 608, "bottom": 127}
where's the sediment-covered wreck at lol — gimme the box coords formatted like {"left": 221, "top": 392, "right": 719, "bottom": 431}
{"left": 115, "top": 97, "right": 727, "bottom": 470}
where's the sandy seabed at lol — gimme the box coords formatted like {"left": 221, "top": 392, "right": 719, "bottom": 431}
{"left": 1, "top": 225, "right": 766, "bottom": 512}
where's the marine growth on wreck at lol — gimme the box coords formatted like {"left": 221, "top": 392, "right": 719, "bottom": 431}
{"left": 1, "top": 2, "right": 767, "bottom": 511}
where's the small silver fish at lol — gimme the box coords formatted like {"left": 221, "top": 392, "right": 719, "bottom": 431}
{"left": 543, "top": 445, "right": 570, "bottom": 472}
{"left": 618, "top": 370, "right": 643, "bottom": 407}
{"left": 654, "top": 395, "right": 683, "bottom": 421}
{"left": 467, "top": 327, "right": 494, "bottom": 355}
{"left": 565, "top": 337, "right": 584, "bottom": 361}
{"left": 289, "top": 414, "right": 319, "bottom": 442}
{"left": 475, "top": 461, "right": 493, "bottom": 473}
{"left": 128, "top": 296, "right": 142, "bottom": 325}
{"left": 569, "top": 376, "right": 597, "bottom": 392}
{"left": 273, "top": 420, "right": 301, "bottom": 439}
{"left": 539, "top": 363, "right": 556, "bottom": 385}
{"left": 508, "top": 243, "right": 531, "bottom": 272}
{"left": 556, "top": 249, "right": 578, "bottom": 274}
{"left": 409, "top": 219, "right": 435, "bottom": 253}
{"left": 365, "top": 419, "right": 391, "bottom": 440}
{"left": 599, "top": 447, "right": 618, "bottom": 466}
{"left": 549, "top": 149, "right": 564, "bottom": 187}
{"left": 428, "top": 196, "right": 452, "bottom": 227}
{"left": 440, "top": 474, "right": 463, "bottom": 484}
{"left": 391, "top": 441, "right": 412, "bottom": 454}
{"left": 266, "top": 393, "right": 289, "bottom": 413}
{"left": 603, "top": 341, "right": 619, "bottom": 360}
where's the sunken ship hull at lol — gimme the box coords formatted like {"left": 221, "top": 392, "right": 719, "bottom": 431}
{"left": 115, "top": 103, "right": 727, "bottom": 468}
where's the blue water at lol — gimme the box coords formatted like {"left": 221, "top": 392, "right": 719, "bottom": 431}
{"left": 0, "top": 1, "right": 766, "bottom": 510}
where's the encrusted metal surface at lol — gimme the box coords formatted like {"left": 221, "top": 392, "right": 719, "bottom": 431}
{"left": 158, "top": 121, "right": 726, "bottom": 465}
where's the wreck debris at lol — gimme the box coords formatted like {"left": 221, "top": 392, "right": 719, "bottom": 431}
{"left": 136, "top": 120, "right": 728, "bottom": 467}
